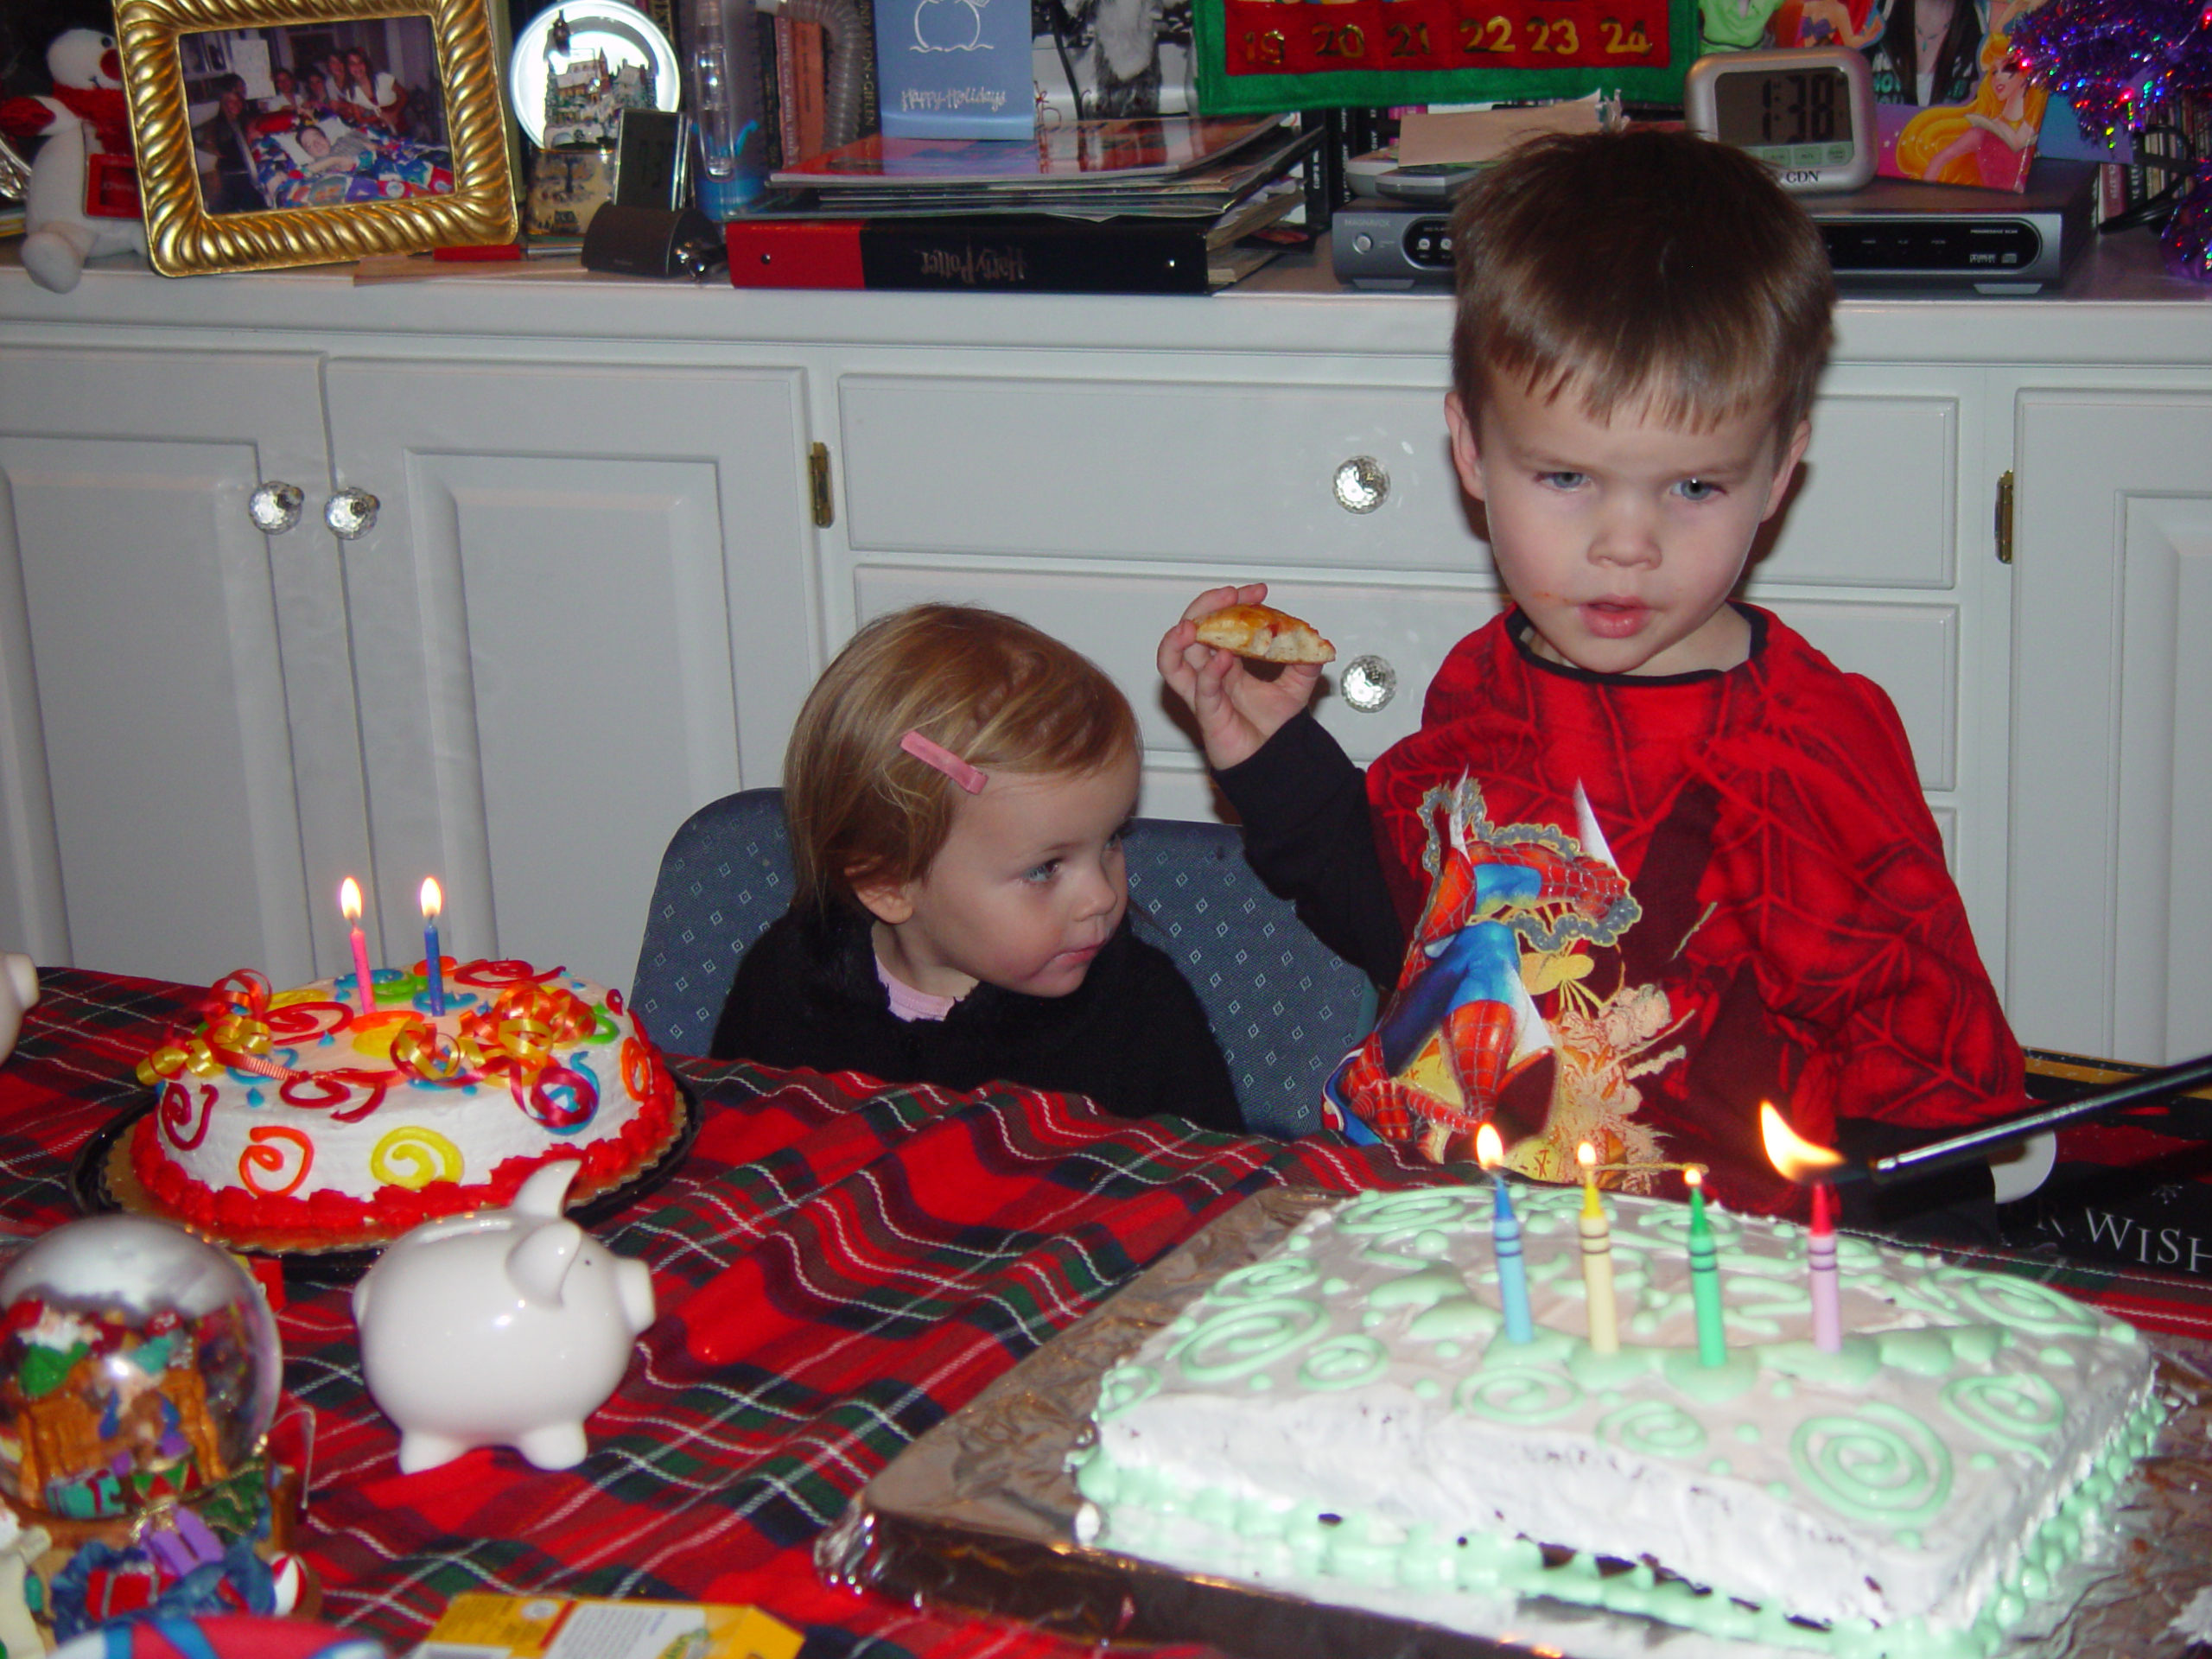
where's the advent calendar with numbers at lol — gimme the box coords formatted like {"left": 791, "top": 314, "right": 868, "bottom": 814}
{"left": 1195, "top": 0, "right": 1700, "bottom": 114}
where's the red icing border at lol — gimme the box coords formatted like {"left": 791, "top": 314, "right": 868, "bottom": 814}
{"left": 130, "top": 1057, "right": 677, "bottom": 1240}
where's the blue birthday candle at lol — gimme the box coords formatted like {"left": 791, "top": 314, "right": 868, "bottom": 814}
{"left": 420, "top": 877, "right": 446, "bottom": 1016}
{"left": 1476, "top": 1124, "right": 1535, "bottom": 1344}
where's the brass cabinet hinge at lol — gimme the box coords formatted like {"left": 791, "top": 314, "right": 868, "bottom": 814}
{"left": 809, "top": 442, "right": 835, "bottom": 529}
{"left": 1994, "top": 469, "right": 2014, "bottom": 564}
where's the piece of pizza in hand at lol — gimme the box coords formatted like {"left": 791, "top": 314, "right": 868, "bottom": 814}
{"left": 1193, "top": 603, "right": 1337, "bottom": 664}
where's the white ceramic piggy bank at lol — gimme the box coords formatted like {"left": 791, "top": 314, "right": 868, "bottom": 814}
{"left": 352, "top": 1160, "right": 655, "bottom": 1473}
{"left": 0, "top": 955, "right": 37, "bottom": 1064}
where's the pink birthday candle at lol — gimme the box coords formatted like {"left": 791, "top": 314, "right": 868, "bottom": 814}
{"left": 1810, "top": 1179, "right": 1842, "bottom": 1353}
{"left": 340, "top": 878, "right": 374, "bottom": 1016}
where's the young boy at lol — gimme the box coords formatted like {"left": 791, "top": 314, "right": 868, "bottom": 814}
{"left": 1159, "top": 128, "right": 2024, "bottom": 1233}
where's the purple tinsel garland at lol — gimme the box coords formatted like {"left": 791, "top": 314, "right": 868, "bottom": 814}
{"left": 2166, "top": 161, "right": 2212, "bottom": 280}
{"left": 2007, "top": 0, "right": 2212, "bottom": 280}
{"left": 2009, "top": 0, "right": 2211, "bottom": 135}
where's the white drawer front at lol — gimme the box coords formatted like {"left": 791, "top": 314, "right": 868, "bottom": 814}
{"left": 843, "top": 377, "right": 1956, "bottom": 591}
{"left": 842, "top": 374, "right": 1475, "bottom": 572}
{"left": 1758, "top": 395, "right": 1957, "bottom": 588}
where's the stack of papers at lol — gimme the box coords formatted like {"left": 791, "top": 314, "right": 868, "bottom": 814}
{"left": 753, "top": 114, "right": 1313, "bottom": 219}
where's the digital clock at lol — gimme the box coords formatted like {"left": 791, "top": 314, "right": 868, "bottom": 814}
{"left": 1684, "top": 47, "right": 1878, "bottom": 194}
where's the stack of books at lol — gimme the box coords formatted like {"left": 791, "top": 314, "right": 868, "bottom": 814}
{"left": 726, "top": 114, "right": 1317, "bottom": 294}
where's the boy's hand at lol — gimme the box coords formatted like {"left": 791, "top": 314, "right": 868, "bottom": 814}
{"left": 1158, "top": 583, "right": 1327, "bottom": 771}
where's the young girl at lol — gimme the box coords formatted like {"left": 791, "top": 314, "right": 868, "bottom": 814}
{"left": 710, "top": 604, "right": 1243, "bottom": 1132}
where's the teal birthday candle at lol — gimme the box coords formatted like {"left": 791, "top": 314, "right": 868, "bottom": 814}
{"left": 1477, "top": 1125, "right": 1535, "bottom": 1344}
{"left": 1493, "top": 1175, "right": 1535, "bottom": 1344}
{"left": 1686, "top": 1166, "right": 1727, "bottom": 1367}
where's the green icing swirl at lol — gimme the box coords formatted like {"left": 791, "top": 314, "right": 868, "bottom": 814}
{"left": 1760, "top": 1336, "right": 1882, "bottom": 1388}
{"left": 1567, "top": 1344, "right": 1657, "bottom": 1390}
{"left": 1941, "top": 1372, "right": 2063, "bottom": 1463}
{"left": 1368, "top": 1268, "right": 1466, "bottom": 1310}
{"left": 1298, "top": 1334, "right": 1389, "bottom": 1390}
{"left": 1096, "top": 1363, "right": 1160, "bottom": 1417}
{"left": 1211, "top": 1258, "right": 1321, "bottom": 1300}
{"left": 1661, "top": 1348, "right": 1760, "bottom": 1402}
{"left": 1173, "top": 1298, "right": 1327, "bottom": 1382}
{"left": 1615, "top": 1204, "right": 1742, "bottom": 1254}
{"left": 1932, "top": 1268, "right": 2100, "bottom": 1338}
{"left": 1456, "top": 1367, "right": 1582, "bottom": 1424}
{"left": 1790, "top": 1402, "right": 1954, "bottom": 1524}
{"left": 1876, "top": 1329, "right": 1961, "bottom": 1378}
{"left": 1720, "top": 1271, "right": 1813, "bottom": 1340}
{"left": 1598, "top": 1399, "right": 1707, "bottom": 1458}
{"left": 1408, "top": 1298, "right": 1500, "bottom": 1341}
{"left": 1337, "top": 1188, "right": 1481, "bottom": 1234}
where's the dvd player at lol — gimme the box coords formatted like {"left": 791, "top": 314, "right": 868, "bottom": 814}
{"left": 1808, "top": 158, "right": 2094, "bottom": 291}
{"left": 1332, "top": 158, "right": 2097, "bottom": 294}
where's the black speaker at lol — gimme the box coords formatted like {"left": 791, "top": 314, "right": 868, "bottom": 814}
{"left": 582, "top": 204, "right": 727, "bottom": 279}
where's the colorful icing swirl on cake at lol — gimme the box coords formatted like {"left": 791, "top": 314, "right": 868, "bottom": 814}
{"left": 1074, "top": 1185, "right": 2164, "bottom": 1658}
{"left": 130, "top": 961, "right": 677, "bottom": 1238}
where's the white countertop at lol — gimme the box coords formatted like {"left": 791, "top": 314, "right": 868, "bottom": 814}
{"left": 3, "top": 225, "right": 2209, "bottom": 365}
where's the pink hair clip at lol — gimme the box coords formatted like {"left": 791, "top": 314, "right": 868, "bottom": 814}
{"left": 900, "top": 730, "right": 987, "bottom": 795}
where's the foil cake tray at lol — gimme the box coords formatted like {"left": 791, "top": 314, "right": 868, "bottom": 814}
{"left": 817, "top": 1186, "right": 2212, "bottom": 1659}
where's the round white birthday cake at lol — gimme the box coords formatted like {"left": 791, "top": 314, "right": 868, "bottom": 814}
{"left": 129, "top": 960, "right": 678, "bottom": 1243}
{"left": 1075, "top": 1184, "right": 2164, "bottom": 1658}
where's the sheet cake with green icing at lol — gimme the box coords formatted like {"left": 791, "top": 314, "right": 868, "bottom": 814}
{"left": 1073, "top": 1184, "right": 2161, "bottom": 1657}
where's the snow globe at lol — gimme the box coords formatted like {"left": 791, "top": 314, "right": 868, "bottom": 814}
{"left": 0, "top": 1215, "right": 280, "bottom": 1522}
{"left": 0, "top": 1216, "right": 302, "bottom": 1643}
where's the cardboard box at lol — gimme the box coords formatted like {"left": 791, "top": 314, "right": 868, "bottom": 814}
{"left": 413, "top": 1594, "right": 802, "bottom": 1659}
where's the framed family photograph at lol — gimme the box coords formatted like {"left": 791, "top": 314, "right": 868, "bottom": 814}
{"left": 115, "top": 0, "right": 515, "bottom": 276}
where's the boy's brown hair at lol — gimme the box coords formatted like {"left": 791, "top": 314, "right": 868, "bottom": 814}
{"left": 785, "top": 604, "right": 1140, "bottom": 908}
{"left": 1449, "top": 127, "right": 1835, "bottom": 446}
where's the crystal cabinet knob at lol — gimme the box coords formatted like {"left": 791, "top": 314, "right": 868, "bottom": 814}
{"left": 325, "top": 488, "right": 380, "bottom": 540}
{"left": 1333, "top": 456, "right": 1389, "bottom": 513}
{"left": 247, "top": 482, "right": 304, "bottom": 534}
{"left": 1340, "top": 654, "right": 1396, "bottom": 713}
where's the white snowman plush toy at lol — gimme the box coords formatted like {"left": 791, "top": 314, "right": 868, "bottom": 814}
{"left": 0, "top": 26, "right": 149, "bottom": 292}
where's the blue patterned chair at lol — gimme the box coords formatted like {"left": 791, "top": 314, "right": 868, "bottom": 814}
{"left": 628, "top": 788, "right": 1375, "bottom": 1136}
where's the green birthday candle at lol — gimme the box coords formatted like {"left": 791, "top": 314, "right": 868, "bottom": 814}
{"left": 1686, "top": 1167, "right": 1727, "bottom": 1367}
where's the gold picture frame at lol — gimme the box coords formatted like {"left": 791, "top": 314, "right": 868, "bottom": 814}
{"left": 115, "top": 0, "right": 516, "bottom": 276}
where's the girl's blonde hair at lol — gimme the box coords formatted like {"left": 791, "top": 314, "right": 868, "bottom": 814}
{"left": 1896, "top": 35, "right": 2044, "bottom": 186}
{"left": 785, "top": 605, "right": 1140, "bottom": 908}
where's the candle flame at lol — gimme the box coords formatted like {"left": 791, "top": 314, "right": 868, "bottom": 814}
{"left": 1760, "top": 1102, "right": 1847, "bottom": 1182}
{"left": 340, "top": 878, "right": 362, "bottom": 923}
{"left": 1683, "top": 1165, "right": 1703, "bottom": 1191}
{"left": 420, "top": 876, "right": 442, "bottom": 919}
{"left": 1577, "top": 1141, "right": 1596, "bottom": 1173}
{"left": 1475, "top": 1122, "right": 1503, "bottom": 1170}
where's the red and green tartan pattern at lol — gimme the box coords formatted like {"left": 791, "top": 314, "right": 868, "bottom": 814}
{"left": 7, "top": 969, "right": 2212, "bottom": 1656}
{"left": 0, "top": 970, "right": 1440, "bottom": 1655}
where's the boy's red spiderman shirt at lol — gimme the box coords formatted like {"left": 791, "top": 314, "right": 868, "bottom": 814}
{"left": 1342, "top": 607, "right": 2025, "bottom": 1216}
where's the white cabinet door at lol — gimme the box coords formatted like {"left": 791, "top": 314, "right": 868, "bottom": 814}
{"left": 325, "top": 359, "right": 814, "bottom": 991}
{"left": 2012, "top": 391, "right": 2212, "bottom": 1065}
{"left": 0, "top": 346, "right": 346, "bottom": 985}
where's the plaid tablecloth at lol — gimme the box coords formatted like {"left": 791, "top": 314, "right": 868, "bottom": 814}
{"left": 8, "top": 969, "right": 2212, "bottom": 1659}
